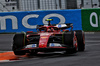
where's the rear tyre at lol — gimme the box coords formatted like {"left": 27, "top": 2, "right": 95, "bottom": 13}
{"left": 76, "top": 30, "right": 85, "bottom": 51}
{"left": 63, "top": 31, "right": 78, "bottom": 54}
{"left": 12, "top": 33, "right": 27, "bottom": 55}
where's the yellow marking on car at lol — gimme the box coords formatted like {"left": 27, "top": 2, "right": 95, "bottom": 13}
{"left": 41, "top": 37, "right": 48, "bottom": 38}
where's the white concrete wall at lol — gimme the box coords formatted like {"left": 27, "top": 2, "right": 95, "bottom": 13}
{"left": 0, "top": 0, "right": 4, "bottom": 12}
{"left": 34, "top": 0, "right": 38, "bottom": 10}
{"left": 48, "top": 0, "right": 52, "bottom": 9}
{"left": 40, "top": 0, "right": 43, "bottom": 10}
{"left": 0, "top": 0, "right": 99, "bottom": 11}
{"left": 56, "top": 0, "right": 60, "bottom": 9}
{"left": 77, "top": 0, "right": 99, "bottom": 9}
{"left": 84, "top": 0, "right": 92, "bottom": 8}
{"left": 61, "top": 0, "right": 66, "bottom": 9}
{"left": 18, "top": 0, "right": 39, "bottom": 11}
{"left": 39, "top": 0, "right": 58, "bottom": 10}
{"left": 30, "top": 0, "right": 34, "bottom": 10}
{"left": 77, "top": 0, "right": 82, "bottom": 8}
{"left": 0, "top": 0, "right": 17, "bottom": 12}
{"left": 45, "top": 0, "right": 49, "bottom": 10}
{"left": 92, "top": 0, "right": 99, "bottom": 8}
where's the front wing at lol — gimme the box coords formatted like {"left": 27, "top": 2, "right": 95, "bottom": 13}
{"left": 20, "top": 43, "right": 74, "bottom": 52}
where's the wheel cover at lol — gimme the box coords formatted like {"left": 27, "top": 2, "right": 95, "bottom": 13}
{"left": 73, "top": 32, "right": 78, "bottom": 51}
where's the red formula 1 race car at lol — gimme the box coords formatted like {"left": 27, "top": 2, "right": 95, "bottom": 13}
{"left": 12, "top": 19, "right": 85, "bottom": 55}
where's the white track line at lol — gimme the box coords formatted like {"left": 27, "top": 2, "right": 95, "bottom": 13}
{"left": 0, "top": 60, "right": 12, "bottom": 63}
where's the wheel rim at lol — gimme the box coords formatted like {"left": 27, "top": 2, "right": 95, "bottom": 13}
{"left": 73, "top": 32, "right": 78, "bottom": 51}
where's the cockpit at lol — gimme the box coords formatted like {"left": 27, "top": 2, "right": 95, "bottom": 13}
{"left": 38, "top": 26, "right": 59, "bottom": 32}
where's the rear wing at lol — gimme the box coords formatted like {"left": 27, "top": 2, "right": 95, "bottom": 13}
{"left": 36, "top": 23, "right": 73, "bottom": 30}
{"left": 56, "top": 23, "right": 73, "bottom": 29}
{"left": 56, "top": 23, "right": 73, "bottom": 31}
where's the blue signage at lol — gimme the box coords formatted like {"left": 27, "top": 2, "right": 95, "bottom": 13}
{"left": 0, "top": 9, "right": 82, "bottom": 33}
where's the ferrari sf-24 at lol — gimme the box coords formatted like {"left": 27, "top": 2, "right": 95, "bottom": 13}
{"left": 12, "top": 19, "right": 85, "bottom": 55}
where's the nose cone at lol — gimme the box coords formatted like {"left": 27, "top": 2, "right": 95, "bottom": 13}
{"left": 39, "top": 33, "right": 53, "bottom": 48}
{"left": 39, "top": 42, "right": 47, "bottom": 48}
{"left": 39, "top": 35, "right": 49, "bottom": 48}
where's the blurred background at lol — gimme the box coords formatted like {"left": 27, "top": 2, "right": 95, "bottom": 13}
{"left": 0, "top": 0, "right": 100, "bottom": 12}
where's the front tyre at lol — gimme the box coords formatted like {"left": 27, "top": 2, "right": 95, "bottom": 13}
{"left": 63, "top": 31, "right": 78, "bottom": 54}
{"left": 12, "top": 33, "right": 27, "bottom": 55}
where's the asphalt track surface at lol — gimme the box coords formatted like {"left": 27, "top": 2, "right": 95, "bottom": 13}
{"left": 0, "top": 32, "right": 100, "bottom": 66}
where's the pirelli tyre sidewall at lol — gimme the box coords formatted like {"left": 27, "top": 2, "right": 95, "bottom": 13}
{"left": 76, "top": 30, "right": 85, "bottom": 51}
{"left": 63, "top": 31, "right": 78, "bottom": 54}
{"left": 12, "top": 33, "right": 27, "bottom": 55}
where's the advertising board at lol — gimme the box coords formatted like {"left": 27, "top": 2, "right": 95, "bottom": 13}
{"left": 0, "top": 9, "right": 82, "bottom": 33}
{"left": 82, "top": 9, "right": 100, "bottom": 31}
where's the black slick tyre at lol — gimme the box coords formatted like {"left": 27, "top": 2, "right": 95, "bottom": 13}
{"left": 76, "top": 30, "right": 85, "bottom": 51}
{"left": 12, "top": 33, "right": 27, "bottom": 55}
{"left": 63, "top": 31, "right": 78, "bottom": 54}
